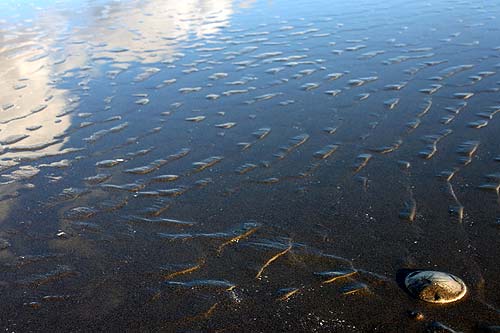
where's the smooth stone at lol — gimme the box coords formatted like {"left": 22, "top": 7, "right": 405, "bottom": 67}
{"left": 404, "top": 270, "right": 467, "bottom": 304}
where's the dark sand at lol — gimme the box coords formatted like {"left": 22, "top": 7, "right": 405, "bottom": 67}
{"left": 0, "top": 0, "right": 499, "bottom": 331}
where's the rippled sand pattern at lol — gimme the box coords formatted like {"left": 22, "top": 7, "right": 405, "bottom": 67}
{"left": 1, "top": 0, "right": 500, "bottom": 331}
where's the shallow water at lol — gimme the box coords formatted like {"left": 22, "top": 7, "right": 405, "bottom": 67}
{"left": 1, "top": 0, "right": 500, "bottom": 331}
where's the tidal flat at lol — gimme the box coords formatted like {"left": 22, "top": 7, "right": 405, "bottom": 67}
{"left": 0, "top": 0, "right": 500, "bottom": 331}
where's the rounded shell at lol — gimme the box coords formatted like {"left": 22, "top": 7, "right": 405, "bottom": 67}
{"left": 404, "top": 270, "right": 467, "bottom": 304}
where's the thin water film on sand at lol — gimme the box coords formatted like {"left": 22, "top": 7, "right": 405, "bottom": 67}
{"left": 1, "top": 0, "right": 500, "bottom": 331}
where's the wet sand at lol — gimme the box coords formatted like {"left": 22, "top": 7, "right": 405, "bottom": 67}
{"left": 1, "top": 0, "right": 500, "bottom": 331}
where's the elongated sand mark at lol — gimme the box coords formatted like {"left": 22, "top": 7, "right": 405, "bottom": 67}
{"left": 255, "top": 243, "right": 292, "bottom": 279}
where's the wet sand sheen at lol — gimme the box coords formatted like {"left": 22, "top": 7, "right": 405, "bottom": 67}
{"left": 0, "top": 0, "right": 500, "bottom": 331}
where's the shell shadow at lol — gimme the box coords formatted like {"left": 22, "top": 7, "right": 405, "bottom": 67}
{"left": 396, "top": 268, "right": 420, "bottom": 298}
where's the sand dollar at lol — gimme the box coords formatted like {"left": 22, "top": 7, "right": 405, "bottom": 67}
{"left": 404, "top": 270, "right": 467, "bottom": 304}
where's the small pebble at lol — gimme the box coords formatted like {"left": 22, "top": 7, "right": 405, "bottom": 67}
{"left": 408, "top": 310, "right": 425, "bottom": 321}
